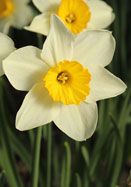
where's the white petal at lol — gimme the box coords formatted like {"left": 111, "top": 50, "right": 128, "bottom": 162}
{"left": 25, "top": 12, "right": 51, "bottom": 36}
{"left": 3, "top": 46, "right": 49, "bottom": 91}
{"left": 33, "top": 0, "right": 60, "bottom": 12}
{"left": 11, "top": 0, "right": 34, "bottom": 28}
{"left": 16, "top": 83, "right": 60, "bottom": 131}
{"left": 74, "top": 30, "right": 115, "bottom": 68}
{"left": 86, "top": 66, "right": 127, "bottom": 102}
{"left": 0, "top": 19, "right": 12, "bottom": 34}
{"left": 0, "top": 33, "right": 15, "bottom": 76}
{"left": 87, "top": 0, "right": 115, "bottom": 29}
{"left": 54, "top": 102, "right": 98, "bottom": 141}
{"left": 41, "top": 15, "right": 74, "bottom": 66}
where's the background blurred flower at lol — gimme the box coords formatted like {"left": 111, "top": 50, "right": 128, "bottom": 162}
{"left": 0, "top": 0, "right": 34, "bottom": 34}
{"left": 0, "top": 32, "right": 15, "bottom": 76}
{"left": 26, "top": 0, "right": 115, "bottom": 35}
{"left": 3, "top": 16, "right": 126, "bottom": 141}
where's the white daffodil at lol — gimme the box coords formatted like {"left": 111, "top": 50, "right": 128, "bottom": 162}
{"left": 3, "top": 16, "right": 126, "bottom": 141}
{"left": 26, "top": 0, "right": 115, "bottom": 35}
{"left": 0, "top": 32, "right": 15, "bottom": 76}
{"left": 0, "top": 0, "right": 34, "bottom": 33}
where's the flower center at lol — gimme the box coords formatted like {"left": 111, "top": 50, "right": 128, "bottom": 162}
{"left": 57, "top": 0, "right": 91, "bottom": 34}
{"left": 65, "top": 13, "right": 76, "bottom": 23}
{"left": 44, "top": 60, "right": 91, "bottom": 105}
{"left": 0, "top": 0, "right": 14, "bottom": 18}
{"left": 57, "top": 71, "right": 70, "bottom": 84}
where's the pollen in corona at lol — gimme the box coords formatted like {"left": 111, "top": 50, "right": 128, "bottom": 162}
{"left": 0, "top": 0, "right": 14, "bottom": 18}
{"left": 57, "top": 0, "right": 91, "bottom": 34}
{"left": 44, "top": 60, "right": 91, "bottom": 105}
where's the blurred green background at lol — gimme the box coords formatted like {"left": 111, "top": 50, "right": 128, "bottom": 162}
{"left": 0, "top": 0, "right": 131, "bottom": 187}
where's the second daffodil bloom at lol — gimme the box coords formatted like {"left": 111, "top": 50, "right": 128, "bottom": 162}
{"left": 0, "top": 0, "right": 34, "bottom": 33}
{"left": 3, "top": 16, "right": 126, "bottom": 141}
{"left": 0, "top": 32, "right": 15, "bottom": 76}
{"left": 26, "top": 0, "right": 115, "bottom": 35}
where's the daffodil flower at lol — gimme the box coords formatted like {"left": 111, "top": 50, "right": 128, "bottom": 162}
{"left": 3, "top": 16, "right": 126, "bottom": 141}
{"left": 0, "top": 32, "right": 15, "bottom": 76}
{"left": 26, "top": 0, "right": 115, "bottom": 35}
{"left": 0, "top": 0, "right": 34, "bottom": 33}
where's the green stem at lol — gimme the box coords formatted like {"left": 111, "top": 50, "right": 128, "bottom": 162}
{"left": 47, "top": 125, "right": 52, "bottom": 187}
{"left": 31, "top": 127, "right": 42, "bottom": 187}
{"left": 61, "top": 157, "right": 66, "bottom": 187}
{"left": 64, "top": 142, "right": 71, "bottom": 187}
{"left": 75, "top": 173, "right": 82, "bottom": 187}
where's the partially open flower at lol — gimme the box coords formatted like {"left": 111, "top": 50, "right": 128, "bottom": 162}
{"left": 0, "top": 0, "right": 34, "bottom": 33}
{"left": 0, "top": 32, "right": 15, "bottom": 76}
{"left": 26, "top": 0, "right": 115, "bottom": 35}
{"left": 3, "top": 16, "right": 126, "bottom": 141}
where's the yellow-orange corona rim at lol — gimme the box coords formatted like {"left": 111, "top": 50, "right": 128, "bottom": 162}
{"left": 44, "top": 60, "right": 91, "bottom": 105}
{"left": 57, "top": 0, "right": 91, "bottom": 34}
{"left": 0, "top": 0, "right": 14, "bottom": 18}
